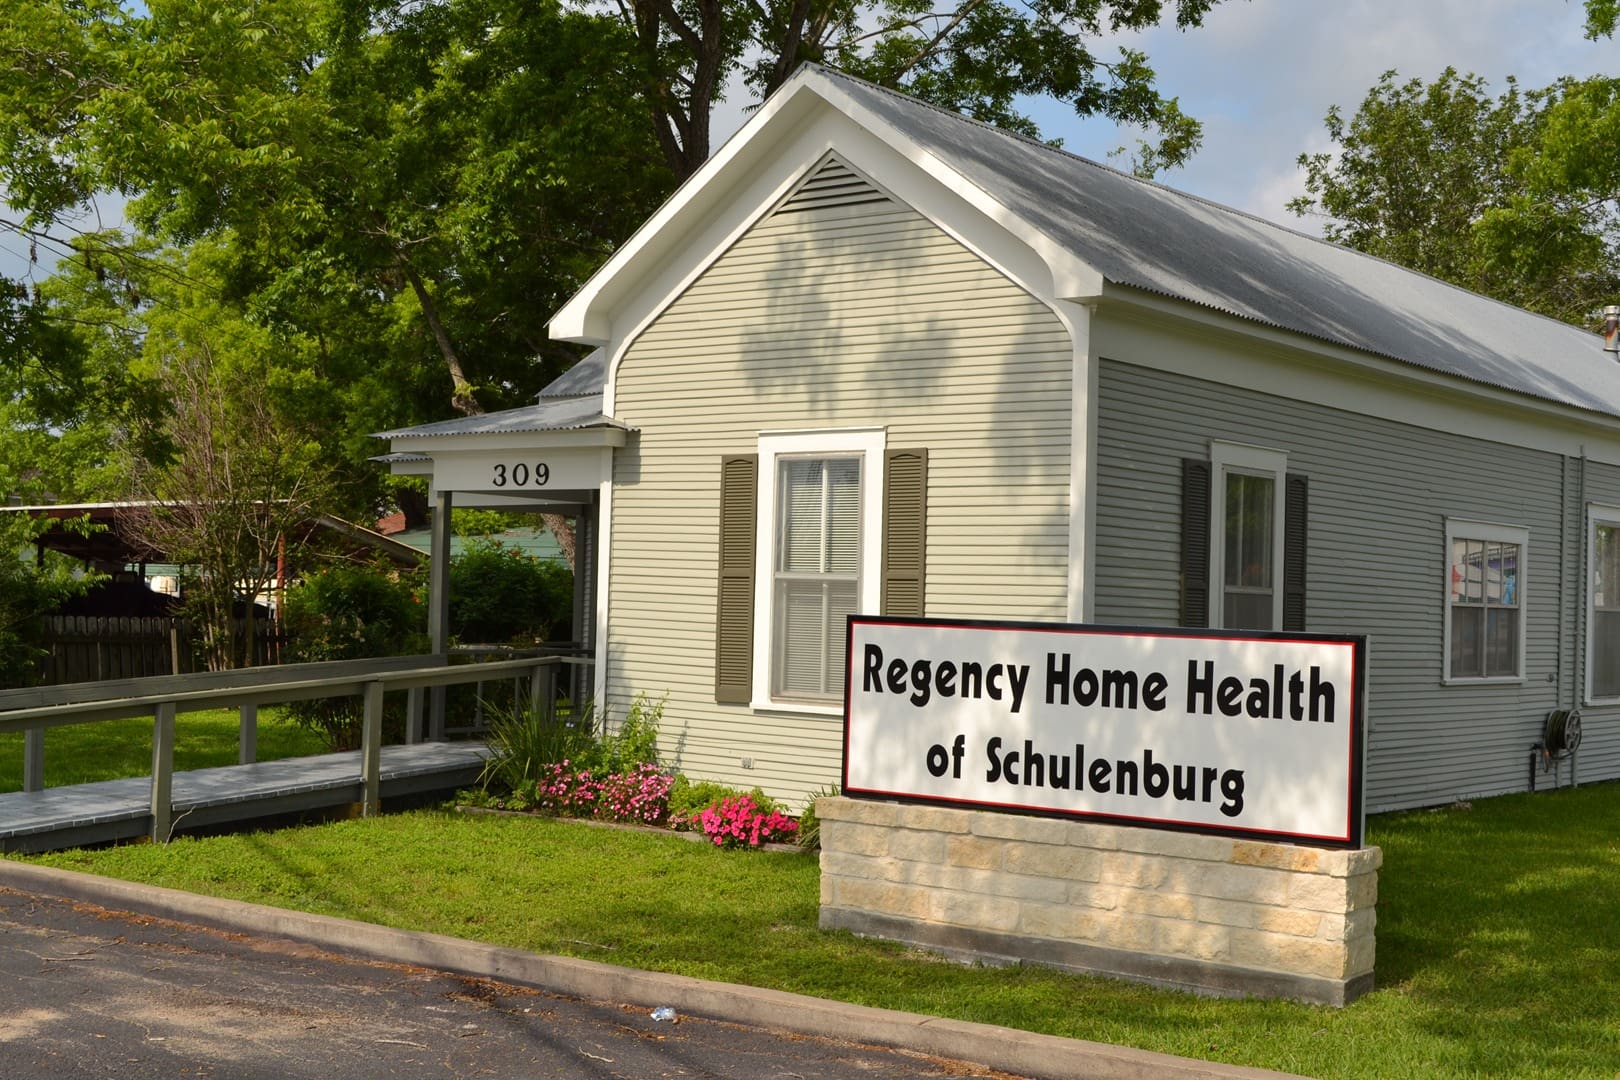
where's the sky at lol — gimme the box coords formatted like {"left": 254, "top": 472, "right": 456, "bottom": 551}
{"left": 1018, "top": 0, "right": 1616, "bottom": 230}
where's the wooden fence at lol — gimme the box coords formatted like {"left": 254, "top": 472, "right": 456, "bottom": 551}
{"left": 40, "top": 616, "right": 288, "bottom": 684}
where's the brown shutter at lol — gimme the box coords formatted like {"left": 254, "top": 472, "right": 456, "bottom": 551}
{"left": 1181, "top": 458, "right": 1211, "bottom": 628}
{"left": 1283, "top": 473, "right": 1309, "bottom": 632}
{"left": 881, "top": 449, "right": 928, "bottom": 617}
{"left": 714, "top": 455, "right": 757, "bottom": 703}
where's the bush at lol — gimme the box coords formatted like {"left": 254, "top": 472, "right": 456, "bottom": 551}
{"left": 667, "top": 776, "right": 784, "bottom": 832}
{"left": 481, "top": 692, "right": 664, "bottom": 793}
{"left": 698, "top": 794, "right": 799, "bottom": 849}
{"left": 795, "top": 784, "right": 840, "bottom": 852}
{"left": 280, "top": 561, "right": 427, "bottom": 748}
{"left": 450, "top": 538, "right": 573, "bottom": 644}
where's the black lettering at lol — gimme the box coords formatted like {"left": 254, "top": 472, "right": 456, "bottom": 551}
{"left": 1046, "top": 652, "right": 1070, "bottom": 705}
{"left": 1050, "top": 750, "right": 1072, "bottom": 790}
{"left": 1115, "top": 757, "right": 1139, "bottom": 796}
{"left": 1172, "top": 764, "right": 1196, "bottom": 800}
{"left": 1311, "top": 666, "right": 1336, "bottom": 723}
{"left": 887, "top": 658, "right": 907, "bottom": 696}
{"left": 1101, "top": 669, "right": 1138, "bottom": 709}
{"left": 1088, "top": 757, "right": 1111, "bottom": 793}
{"left": 937, "top": 661, "right": 957, "bottom": 697}
{"left": 1201, "top": 766, "right": 1219, "bottom": 802}
{"left": 985, "top": 737, "right": 1004, "bottom": 783}
{"left": 986, "top": 664, "right": 1005, "bottom": 701}
{"left": 1217, "top": 676, "right": 1244, "bottom": 717}
{"left": 1142, "top": 672, "right": 1168, "bottom": 710}
{"left": 1220, "top": 770, "right": 1246, "bottom": 817}
{"left": 1143, "top": 749, "right": 1169, "bottom": 798}
{"left": 961, "top": 662, "right": 983, "bottom": 699}
{"left": 862, "top": 644, "right": 884, "bottom": 692}
{"left": 909, "top": 659, "right": 932, "bottom": 707}
{"left": 1289, "top": 670, "right": 1305, "bottom": 720}
{"left": 1022, "top": 740, "right": 1043, "bottom": 787}
{"left": 926, "top": 744, "right": 949, "bottom": 777}
{"left": 1187, "top": 660, "right": 1214, "bottom": 714}
{"left": 1246, "top": 678, "right": 1269, "bottom": 718}
{"left": 1075, "top": 666, "right": 1099, "bottom": 707}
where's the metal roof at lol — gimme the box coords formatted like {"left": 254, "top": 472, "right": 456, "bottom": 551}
{"left": 374, "top": 393, "right": 633, "bottom": 440}
{"left": 814, "top": 67, "right": 1620, "bottom": 419}
{"left": 538, "top": 348, "right": 606, "bottom": 398}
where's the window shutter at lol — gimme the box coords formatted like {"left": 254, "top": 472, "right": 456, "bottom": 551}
{"left": 1181, "top": 458, "right": 1211, "bottom": 628}
{"left": 882, "top": 449, "right": 928, "bottom": 617}
{"left": 714, "top": 455, "right": 757, "bottom": 703}
{"left": 1283, "top": 473, "right": 1309, "bottom": 632}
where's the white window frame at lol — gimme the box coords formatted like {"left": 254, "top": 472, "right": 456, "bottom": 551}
{"left": 1443, "top": 518, "right": 1529, "bottom": 685}
{"left": 752, "top": 428, "right": 885, "bottom": 713}
{"left": 1208, "top": 441, "right": 1288, "bottom": 632}
{"left": 1586, "top": 505, "right": 1620, "bottom": 704}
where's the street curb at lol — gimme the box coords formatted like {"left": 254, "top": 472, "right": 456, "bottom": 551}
{"left": 0, "top": 859, "right": 1306, "bottom": 1080}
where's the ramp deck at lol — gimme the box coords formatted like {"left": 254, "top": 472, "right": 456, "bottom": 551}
{"left": 0, "top": 742, "right": 490, "bottom": 854}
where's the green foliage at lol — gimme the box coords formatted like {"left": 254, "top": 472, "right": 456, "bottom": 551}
{"left": 449, "top": 538, "right": 572, "bottom": 644}
{"left": 0, "top": 515, "right": 104, "bottom": 688}
{"left": 1289, "top": 67, "right": 1620, "bottom": 326}
{"left": 279, "top": 560, "right": 427, "bottom": 747}
{"left": 666, "top": 775, "right": 784, "bottom": 826}
{"left": 794, "top": 784, "right": 840, "bottom": 852}
{"left": 480, "top": 690, "right": 663, "bottom": 791}
{"left": 1585, "top": 0, "right": 1619, "bottom": 39}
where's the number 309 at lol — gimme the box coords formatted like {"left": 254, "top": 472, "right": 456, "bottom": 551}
{"left": 491, "top": 463, "right": 550, "bottom": 487}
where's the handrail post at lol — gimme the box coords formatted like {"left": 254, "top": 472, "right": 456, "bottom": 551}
{"left": 151, "top": 701, "right": 176, "bottom": 843}
{"left": 238, "top": 702, "right": 258, "bottom": 765}
{"left": 405, "top": 687, "right": 423, "bottom": 745}
{"left": 361, "top": 680, "right": 383, "bottom": 817}
{"left": 528, "top": 658, "right": 547, "bottom": 719}
{"left": 23, "top": 726, "right": 44, "bottom": 792}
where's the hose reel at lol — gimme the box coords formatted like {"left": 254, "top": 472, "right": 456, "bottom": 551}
{"left": 1530, "top": 709, "right": 1581, "bottom": 792}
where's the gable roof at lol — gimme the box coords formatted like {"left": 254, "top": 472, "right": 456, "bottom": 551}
{"left": 554, "top": 64, "right": 1620, "bottom": 423}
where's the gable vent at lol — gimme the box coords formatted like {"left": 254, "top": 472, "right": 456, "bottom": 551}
{"left": 776, "top": 157, "right": 892, "bottom": 215}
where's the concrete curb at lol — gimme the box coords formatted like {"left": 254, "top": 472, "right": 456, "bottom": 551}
{"left": 0, "top": 859, "right": 1306, "bottom": 1080}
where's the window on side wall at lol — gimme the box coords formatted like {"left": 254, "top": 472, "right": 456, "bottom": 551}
{"left": 1181, "top": 443, "right": 1308, "bottom": 633}
{"left": 1588, "top": 507, "right": 1620, "bottom": 701}
{"left": 1444, "top": 519, "right": 1527, "bottom": 682}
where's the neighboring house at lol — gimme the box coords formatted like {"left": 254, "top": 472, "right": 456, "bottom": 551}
{"left": 379, "top": 65, "right": 1620, "bottom": 814}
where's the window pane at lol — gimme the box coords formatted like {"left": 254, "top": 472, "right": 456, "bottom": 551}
{"left": 1224, "top": 590, "right": 1273, "bottom": 632}
{"left": 1450, "top": 539, "right": 1468, "bottom": 603}
{"left": 1450, "top": 606, "right": 1482, "bottom": 678}
{"left": 1224, "top": 473, "right": 1274, "bottom": 589}
{"left": 1497, "top": 543, "right": 1518, "bottom": 607}
{"left": 1598, "top": 526, "right": 1620, "bottom": 611}
{"left": 773, "top": 455, "right": 860, "bottom": 700}
{"left": 1485, "top": 608, "right": 1517, "bottom": 676}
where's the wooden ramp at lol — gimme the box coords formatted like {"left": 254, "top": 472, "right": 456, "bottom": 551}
{"left": 0, "top": 742, "right": 490, "bottom": 854}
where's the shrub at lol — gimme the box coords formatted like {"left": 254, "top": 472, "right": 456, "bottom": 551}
{"left": 594, "top": 763, "right": 675, "bottom": 826}
{"left": 280, "top": 560, "right": 427, "bottom": 748}
{"left": 795, "top": 784, "right": 840, "bottom": 852}
{"left": 450, "top": 537, "right": 573, "bottom": 644}
{"left": 698, "top": 794, "right": 799, "bottom": 849}
{"left": 481, "top": 703, "right": 598, "bottom": 792}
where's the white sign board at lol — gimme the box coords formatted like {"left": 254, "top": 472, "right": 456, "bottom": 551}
{"left": 844, "top": 617, "right": 1367, "bottom": 847}
{"left": 430, "top": 446, "right": 609, "bottom": 496}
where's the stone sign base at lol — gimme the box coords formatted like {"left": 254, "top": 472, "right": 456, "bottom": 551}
{"left": 816, "top": 797, "right": 1379, "bottom": 1006}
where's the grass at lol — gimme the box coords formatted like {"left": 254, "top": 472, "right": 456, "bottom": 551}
{"left": 0, "top": 708, "right": 331, "bottom": 792}
{"left": 14, "top": 783, "right": 1620, "bottom": 1077}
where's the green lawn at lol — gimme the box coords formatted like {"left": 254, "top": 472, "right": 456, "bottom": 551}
{"left": 17, "top": 783, "right": 1620, "bottom": 1078}
{"left": 0, "top": 708, "right": 331, "bottom": 792}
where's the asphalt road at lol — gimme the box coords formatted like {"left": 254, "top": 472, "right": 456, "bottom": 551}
{"left": 0, "top": 888, "right": 1013, "bottom": 1079}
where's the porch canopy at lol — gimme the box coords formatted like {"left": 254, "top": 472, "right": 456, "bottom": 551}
{"left": 372, "top": 350, "right": 627, "bottom": 726}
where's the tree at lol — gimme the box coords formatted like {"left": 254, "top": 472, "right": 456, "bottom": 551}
{"left": 0, "top": 514, "right": 102, "bottom": 687}
{"left": 119, "top": 271, "right": 335, "bottom": 670}
{"left": 1288, "top": 68, "right": 1620, "bottom": 326}
{"left": 596, "top": 0, "right": 1220, "bottom": 182}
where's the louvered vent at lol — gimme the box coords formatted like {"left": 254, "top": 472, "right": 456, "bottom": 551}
{"left": 776, "top": 157, "right": 891, "bottom": 215}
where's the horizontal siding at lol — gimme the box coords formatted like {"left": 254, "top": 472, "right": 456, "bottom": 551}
{"left": 1094, "top": 357, "right": 1606, "bottom": 813}
{"left": 606, "top": 179, "right": 1072, "bottom": 809}
{"left": 1567, "top": 458, "right": 1620, "bottom": 787}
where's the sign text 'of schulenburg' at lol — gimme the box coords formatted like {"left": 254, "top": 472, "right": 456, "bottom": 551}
{"left": 843, "top": 618, "right": 1367, "bottom": 847}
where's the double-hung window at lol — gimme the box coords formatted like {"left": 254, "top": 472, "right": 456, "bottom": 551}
{"left": 751, "top": 430, "right": 885, "bottom": 708}
{"left": 1444, "top": 519, "right": 1527, "bottom": 682}
{"left": 1209, "top": 443, "right": 1289, "bottom": 631}
{"left": 1588, "top": 507, "right": 1620, "bottom": 701}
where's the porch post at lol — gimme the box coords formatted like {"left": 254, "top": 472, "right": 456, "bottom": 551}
{"left": 427, "top": 488, "right": 453, "bottom": 740}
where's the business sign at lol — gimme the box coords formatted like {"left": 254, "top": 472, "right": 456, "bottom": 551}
{"left": 430, "top": 446, "right": 610, "bottom": 496}
{"left": 843, "top": 617, "right": 1367, "bottom": 848}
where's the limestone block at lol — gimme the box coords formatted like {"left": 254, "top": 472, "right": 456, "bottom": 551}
{"left": 969, "top": 813, "right": 1076, "bottom": 846}
{"left": 1194, "top": 896, "right": 1257, "bottom": 929}
{"left": 1229, "top": 928, "right": 1348, "bottom": 979}
{"left": 887, "top": 828, "right": 947, "bottom": 864}
{"left": 1099, "top": 851, "right": 1171, "bottom": 889}
{"left": 1004, "top": 842, "right": 1103, "bottom": 882}
{"left": 1194, "top": 864, "right": 1292, "bottom": 906}
{"left": 1231, "top": 841, "right": 1322, "bottom": 873}
{"left": 834, "top": 877, "right": 932, "bottom": 921}
{"left": 1117, "top": 889, "right": 1197, "bottom": 921}
{"left": 1251, "top": 905, "right": 1325, "bottom": 938}
{"left": 1128, "top": 830, "right": 1237, "bottom": 863}
{"left": 822, "top": 821, "right": 891, "bottom": 858}
{"left": 1067, "top": 882, "right": 1121, "bottom": 911}
{"left": 1019, "top": 902, "right": 1103, "bottom": 942}
{"left": 946, "top": 834, "right": 1006, "bottom": 871}
{"left": 933, "top": 888, "right": 1023, "bottom": 933}
{"left": 895, "top": 804, "right": 973, "bottom": 834}
{"left": 1156, "top": 919, "right": 1231, "bottom": 963}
